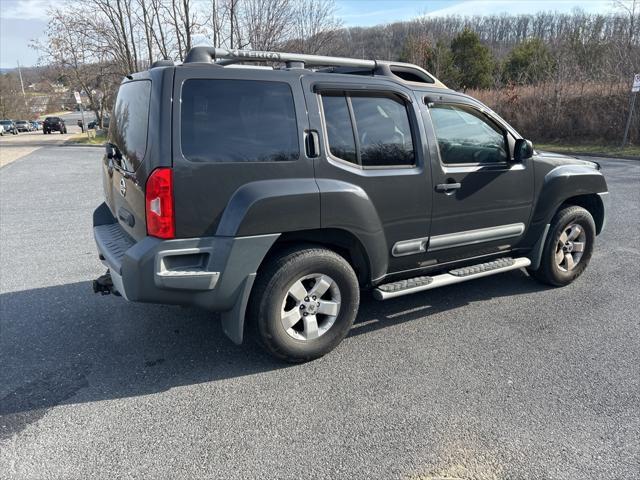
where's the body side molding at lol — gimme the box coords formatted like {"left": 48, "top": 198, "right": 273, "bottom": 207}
{"left": 428, "top": 223, "right": 525, "bottom": 252}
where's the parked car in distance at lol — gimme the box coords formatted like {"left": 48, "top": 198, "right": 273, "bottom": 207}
{"left": 88, "top": 116, "right": 110, "bottom": 130}
{"left": 92, "top": 47, "right": 609, "bottom": 362}
{"left": 1, "top": 119, "right": 19, "bottom": 135}
{"left": 43, "top": 116, "right": 67, "bottom": 134}
{"left": 15, "top": 120, "right": 32, "bottom": 132}
{"left": 31, "top": 121, "right": 41, "bottom": 131}
{"left": 0, "top": 124, "right": 4, "bottom": 136}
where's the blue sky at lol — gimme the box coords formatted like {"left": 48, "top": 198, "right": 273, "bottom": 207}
{"left": 0, "top": 0, "right": 615, "bottom": 69}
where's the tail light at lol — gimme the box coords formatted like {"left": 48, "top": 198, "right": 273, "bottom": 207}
{"left": 145, "top": 168, "right": 175, "bottom": 239}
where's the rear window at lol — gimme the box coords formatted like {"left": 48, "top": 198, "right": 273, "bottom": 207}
{"left": 181, "top": 79, "right": 299, "bottom": 163}
{"left": 110, "top": 80, "right": 151, "bottom": 171}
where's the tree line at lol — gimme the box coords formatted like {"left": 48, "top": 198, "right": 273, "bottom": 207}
{"left": 1, "top": 0, "right": 638, "bottom": 144}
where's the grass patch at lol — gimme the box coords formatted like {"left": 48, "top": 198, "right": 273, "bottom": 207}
{"left": 534, "top": 142, "right": 640, "bottom": 159}
{"left": 66, "top": 131, "right": 107, "bottom": 145}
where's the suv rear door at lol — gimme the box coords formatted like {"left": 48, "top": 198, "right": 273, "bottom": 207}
{"left": 104, "top": 78, "right": 154, "bottom": 240}
{"left": 301, "top": 74, "right": 433, "bottom": 278}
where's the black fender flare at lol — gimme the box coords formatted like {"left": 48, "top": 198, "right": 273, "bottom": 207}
{"left": 523, "top": 164, "right": 608, "bottom": 252}
{"left": 215, "top": 178, "right": 321, "bottom": 237}
{"left": 316, "top": 179, "right": 388, "bottom": 282}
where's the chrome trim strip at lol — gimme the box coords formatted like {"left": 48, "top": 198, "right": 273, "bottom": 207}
{"left": 392, "top": 237, "right": 429, "bottom": 257}
{"left": 428, "top": 223, "right": 525, "bottom": 252}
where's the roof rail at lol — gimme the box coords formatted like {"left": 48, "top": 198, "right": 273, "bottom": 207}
{"left": 185, "top": 47, "right": 376, "bottom": 69}
{"left": 183, "top": 47, "right": 447, "bottom": 88}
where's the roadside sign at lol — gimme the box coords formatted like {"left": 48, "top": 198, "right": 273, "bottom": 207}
{"left": 74, "top": 91, "right": 82, "bottom": 104}
{"left": 633, "top": 74, "right": 640, "bottom": 93}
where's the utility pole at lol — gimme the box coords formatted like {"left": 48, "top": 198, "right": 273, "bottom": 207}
{"left": 17, "top": 60, "right": 27, "bottom": 108}
{"left": 622, "top": 73, "right": 640, "bottom": 148}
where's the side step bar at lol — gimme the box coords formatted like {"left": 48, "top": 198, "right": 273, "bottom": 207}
{"left": 373, "top": 257, "right": 531, "bottom": 300}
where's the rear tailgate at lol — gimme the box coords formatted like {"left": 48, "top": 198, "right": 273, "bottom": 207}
{"left": 103, "top": 79, "right": 153, "bottom": 240}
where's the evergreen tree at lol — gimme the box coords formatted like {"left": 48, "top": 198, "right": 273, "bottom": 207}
{"left": 503, "top": 38, "right": 556, "bottom": 84}
{"left": 450, "top": 28, "right": 494, "bottom": 90}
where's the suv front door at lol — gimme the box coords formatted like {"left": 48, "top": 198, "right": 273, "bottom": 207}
{"left": 421, "top": 97, "right": 534, "bottom": 263}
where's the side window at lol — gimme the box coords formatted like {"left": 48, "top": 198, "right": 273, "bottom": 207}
{"left": 320, "top": 92, "right": 415, "bottom": 168}
{"left": 429, "top": 104, "right": 508, "bottom": 165}
{"left": 181, "top": 79, "right": 299, "bottom": 163}
{"left": 110, "top": 80, "right": 151, "bottom": 171}
{"left": 350, "top": 95, "right": 415, "bottom": 167}
{"left": 322, "top": 94, "right": 357, "bottom": 164}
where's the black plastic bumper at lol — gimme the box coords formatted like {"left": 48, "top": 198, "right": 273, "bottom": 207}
{"left": 92, "top": 202, "right": 279, "bottom": 343}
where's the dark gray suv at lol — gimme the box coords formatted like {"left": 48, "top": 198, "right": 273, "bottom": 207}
{"left": 93, "top": 48, "right": 608, "bottom": 362}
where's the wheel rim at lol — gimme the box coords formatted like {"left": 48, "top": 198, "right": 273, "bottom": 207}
{"left": 280, "top": 273, "right": 341, "bottom": 341}
{"left": 555, "top": 223, "right": 586, "bottom": 272}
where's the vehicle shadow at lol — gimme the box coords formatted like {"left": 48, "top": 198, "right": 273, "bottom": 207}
{"left": 0, "top": 270, "right": 547, "bottom": 438}
{"left": 350, "top": 269, "right": 549, "bottom": 337}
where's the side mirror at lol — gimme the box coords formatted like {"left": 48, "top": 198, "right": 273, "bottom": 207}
{"left": 514, "top": 139, "right": 534, "bottom": 162}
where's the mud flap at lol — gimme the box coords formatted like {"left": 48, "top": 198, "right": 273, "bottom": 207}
{"left": 220, "top": 274, "right": 256, "bottom": 345}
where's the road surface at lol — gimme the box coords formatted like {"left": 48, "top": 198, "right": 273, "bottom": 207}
{"left": 0, "top": 111, "right": 96, "bottom": 167}
{"left": 0, "top": 145, "right": 638, "bottom": 479}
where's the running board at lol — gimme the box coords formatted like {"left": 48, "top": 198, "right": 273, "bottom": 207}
{"left": 373, "top": 257, "right": 531, "bottom": 300}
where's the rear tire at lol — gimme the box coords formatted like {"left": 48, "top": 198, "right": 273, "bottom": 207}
{"left": 248, "top": 246, "right": 360, "bottom": 363}
{"left": 528, "top": 205, "right": 596, "bottom": 287}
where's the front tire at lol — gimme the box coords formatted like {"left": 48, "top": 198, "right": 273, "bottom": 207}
{"left": 248, "top": 246, "right": 360, "bottom": 363}
{"left": 529, "top": 205, "right": 596, "bottom": 287}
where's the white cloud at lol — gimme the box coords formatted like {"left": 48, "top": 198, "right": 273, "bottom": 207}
{"left": 426, "top": 0, "right": 613, "bottom": 17}
{"left": 0, "top": 0, "right": 54, "bottom": 21}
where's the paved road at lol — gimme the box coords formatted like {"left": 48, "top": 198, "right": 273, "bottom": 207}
{"left": 0, "top": 146, "right": 638, "bottom": 479}
{"left": 0, "top": 112, "right": 96, "bottom": 167}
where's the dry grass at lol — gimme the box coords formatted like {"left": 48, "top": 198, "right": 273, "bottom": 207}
{"left": 469, "top": 82, "right": 639, "bottom": 146}
{"left": 66, "top": 131, "right": 107, "bottom": 145}
{"left": 535, "top": 142, "right": 640, "bottom": 158}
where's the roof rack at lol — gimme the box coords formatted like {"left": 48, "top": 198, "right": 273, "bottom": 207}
{"left": 184, "top": 47, "right": 376, "bottom": 69}
{"left": 183, "top": 47, "right": 446, "bottom": 88}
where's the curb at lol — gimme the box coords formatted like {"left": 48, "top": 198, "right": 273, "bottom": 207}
{"left": 63, "top": 142, "right": 104, "bottom": 148}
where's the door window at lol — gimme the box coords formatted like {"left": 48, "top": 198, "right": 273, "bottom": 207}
{"left": 429, "top": 104, "right": 508, "bottom": 165}
{"left": 321, "top": 92, "right": 415, "bottom": 168}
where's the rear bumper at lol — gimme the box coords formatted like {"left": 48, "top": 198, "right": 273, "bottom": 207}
{"left": 93, "top": 203, "right": 279, "bottom": 342}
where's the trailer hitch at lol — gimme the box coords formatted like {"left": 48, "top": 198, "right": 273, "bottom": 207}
{"left": 92, "top": 270, "right": 121, "bottom": 296}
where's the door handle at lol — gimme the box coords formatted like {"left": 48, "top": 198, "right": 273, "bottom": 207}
{"left": 435, "top": 182, "right": 461, "bottom": 192}
{"left": 305, "top": 130, "right": 320, "bottom": 158}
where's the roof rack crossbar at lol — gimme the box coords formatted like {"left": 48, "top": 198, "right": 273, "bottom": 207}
{"left": 184, "top": 47, "right": 377, "bottom": 69}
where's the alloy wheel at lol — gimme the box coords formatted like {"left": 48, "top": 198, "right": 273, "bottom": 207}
{"left": 280, "top": 273, "right": 341, "bottom": 341}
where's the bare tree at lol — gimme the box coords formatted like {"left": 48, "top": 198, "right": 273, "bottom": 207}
{"left": 238, "top": 0, "right": 292, "bottom": 50}
{"left": 34, "top": 8, "right": 120, "bottom": 126}
{"left": 290, "top": 0, "right": 341, "bottom": 54}
{"left": 163, "top": 0, "right": 203, "bottom": 60}
{"left": 613, "top": 0, "right": 639, "bottom": 45}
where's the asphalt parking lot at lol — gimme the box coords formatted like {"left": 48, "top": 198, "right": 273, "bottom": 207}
{"left": 0, "top": 143, "right": 638, "bottom": 479}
